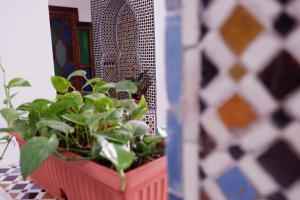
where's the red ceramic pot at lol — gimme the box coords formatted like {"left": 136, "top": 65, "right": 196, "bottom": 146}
{"left": 11, "top": 132, "right": 168, "bottom": 200}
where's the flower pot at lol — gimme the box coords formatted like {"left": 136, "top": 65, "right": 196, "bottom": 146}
{"left": 11, "top": 132, "right": 168, "bottom": 200}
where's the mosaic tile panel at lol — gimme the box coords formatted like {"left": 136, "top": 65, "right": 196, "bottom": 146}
{"left": 92, "top": 0, "right": 157, "bottom": 130}
{"left": 0, "top": 165, "right": 55, "bottom": 200}
{"left": 166, "top": 0, "right": 300, "bottom": 199}
{"left": 199, "top": 0, "right": 300, "bottom": 200}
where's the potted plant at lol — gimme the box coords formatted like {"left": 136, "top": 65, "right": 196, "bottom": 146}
{"left": 0, "top": 64, "right": 167, "bottom": 200}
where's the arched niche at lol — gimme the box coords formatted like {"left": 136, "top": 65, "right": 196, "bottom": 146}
{"left": 92, "top": 0, "right": 157, "bottom": 133}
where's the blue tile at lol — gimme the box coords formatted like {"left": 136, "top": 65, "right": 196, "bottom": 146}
{"left": 166, "top": 0, "right": 181, "bottom": 11}
{"left": 166, "top": 15, "right": 182, "bottom": 105}
{"left": 217, "top": 167, "right": 258, "bottom": 200}
{"left": 169, "top": 193, "right": 183, "bottom": 200}
{"left": 167, "top": 110, "right": 183, "bottom": 195}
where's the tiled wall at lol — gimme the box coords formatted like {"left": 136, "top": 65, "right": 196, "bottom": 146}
{"left": 91, "top": 0, "right": 157, "bottom": 133}
{"left": 166, "top": 0, "right": 300, "bottom": 200}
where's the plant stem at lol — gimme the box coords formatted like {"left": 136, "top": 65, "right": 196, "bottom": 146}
{"left": 0, "top": 128, "right": 14, "bottom": 132}
{"left": 66, "top": 133, "right": 69, "bottom": 151}
{"left": 0, "top": 136, "right": 13, "bottom": 160}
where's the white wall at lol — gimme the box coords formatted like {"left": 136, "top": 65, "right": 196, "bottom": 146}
{"left": 0, "top": 0, "right": 55, "bottom": 166}
{"left": 154, "top": 0, "right": 168, "bottom": 128}
{"left": 48, "top": 0, "right": 91, "bottom": 22}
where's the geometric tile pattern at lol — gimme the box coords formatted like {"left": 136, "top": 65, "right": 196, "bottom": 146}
{"left": 166, "top": 0, "right": 300, "bottom": 199}
{"left": 92, "top": 0, "right": 157, "bottom": 130}
{"left": 199, "top": 0, "right": 300, "bottom": 199}
{"left": 0, "top": 165, "right": 55, "bottom": 200}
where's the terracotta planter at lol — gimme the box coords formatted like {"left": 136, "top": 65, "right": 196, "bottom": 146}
{"left": 11, "top": 132, "right": 168, "bottom": 200}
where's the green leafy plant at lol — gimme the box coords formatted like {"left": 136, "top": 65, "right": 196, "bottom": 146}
{"left": 0, "top": 67, "right": 165, "bottom": 191}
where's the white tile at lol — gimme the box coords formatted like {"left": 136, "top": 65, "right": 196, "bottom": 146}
{"left": 241, "top": 0, "right": 281, "bottom": 28}
{"left": 286, "top": 0, "right": 300, "bottom": 21}
{"left": 182, "top": 49, "right": 200, "bottom": 143}
{"left": 240, "top": 122, "right": 279, "bottom": 152}
{"left": 241, "top": 32, "right": 281, "bottom": 73}
{"left": 283, "top": 123, "right": 300, "bottom": 155}
{"left": 286, "top": 181, "right": 300, "bottom": 200}
{"left": 285, "top": 89, "right": 300, "bottom": 119}
{"left": 239, "top": 155, "right": 279, "bottom": 195}
{"left": 202, "top": 151, "right": 233, "bottom": 178}
{"left": 182, "top": 0, "right": 199, "bottom": 46}
{"left": 183, "top": 143, "right": 199, "bottom": 200}
{"left": 201, "top": 108, "right": 231, "bottom": 148}
{"left": 285, "top": 27, "right": 300, "bottom": 64}
{"left": 203, "top": 179, "right": 227, "bottom": 200}
{"left": 0, "top": 187, "right": 12, "bottom": 200}
{"left": 201, "top": 75, "right": 236, "bottom": 107}
{"left": 202, "top": 32, "right": 236, "bottom": 71}
{"left": 203, "top": 0, "right": 236, "bottom": 29}
{"left": 239, "top": 74, "right": 278, "bottom": 115}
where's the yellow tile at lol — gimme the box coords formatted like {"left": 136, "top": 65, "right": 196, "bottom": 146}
{"left": 229, "top": 63, "right": 247, "bottom": 81}
{"left": 218, "top": 94, "right": 257, "bottom": 130}
{"left": 220, "top": 5, "right": 263, "bottom": 55}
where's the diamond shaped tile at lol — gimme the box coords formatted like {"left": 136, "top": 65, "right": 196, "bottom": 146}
{"left": 11, "top": 183, "right": 27, "bottom": 190}
{"left": 21, "top": 192, "right": 38, "bottom": 199}
{"left": 259, "top": 51, "right": 300, "bottom": 100}
{"left": 202, "top": 0, "right": 214, "bottom": 8}
{"left": 268, "top": 192, "right": 287, "bottom": 200}
{"left": 199, "top": 98, "right": 207, "bottom": 113}
{"left": 257, "top": 140, "right": 300, "bottom": 188}
{"left": 220, "top": 5, "right": 263, "bottom": 55}
{"left": 218, "top": 94, "right": 257, "bottom": 129}
{"left": 274, "top": 12, "right": 296, "bottom": 37}
{"left": 276, "top": 0, "right": 291, "bottom": 5}
{"left": 199, "top": 166, "right": 207, "bottom": 180}
{"left": 229, "top": 63, "right": 247, "bottom": 82}
{"left": 200, "top": 23, "right": 209, "bottom": 40}
{"left": 217, "top": 167, "right": 258, "bottom": 200}
{"left": 199, "top": 127, "right": 216, "bottom": 159}
{"left": 271, "top": 108, "right": 293, "bottom": 128}
{"left": 228, "top": 145, "right": 245, "bottom": 160}
{"left": 201, "top": 52, "right": 219, "bottom": 88}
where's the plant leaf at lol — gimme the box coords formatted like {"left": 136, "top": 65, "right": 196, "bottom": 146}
{"left": 95, "top": 129, "right": 132, "bottom": 144}
{"left": 125, "top": 120, "right": 148, "bottom": 136}
{"left": 7, "top": 78, "right": 31, "bottom": 88}
{"left": 51, "top": 76, "right": 71, "bottom": 93}
{"left": 3, "top": 93, "right": 17, "bottom": 104}
{"left": 94, "top": 96, "right": 113, "bottom": 112}
{"left": 130, "top": 96, "right": 148, "bottom": 120}
{"left": 97, "top": 136, "right": 135, "bottom": 171}
{"left": 94, "top": 82, "right": 115, "bottom": 93}
{"left": 0, "top": 108, "right": 22, "bottom": 123}
{"left": 20, "top": 134, "right": 58, "bottom": 179}
{"left": 37, "top": 120, "right": 74, "bottom": 134}
{"left": 62, "top": 114, "right": 86, "bottom": 126}
{"left": 115, "top": 80, "right": 137, "bottom": 94}
{"left": 67, "top": 70, "right": 87, "bottom": 80}
{"left": 82, "top": 78, "right": 101, "bottom": 90}
{"left": 143, "top": 136, "right": 165, "bottom": 144}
